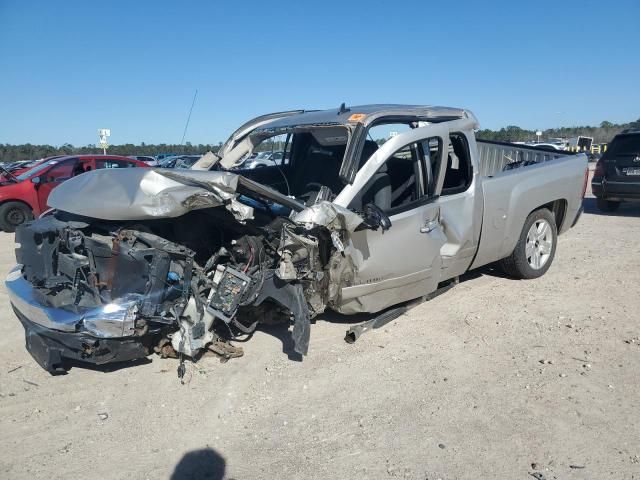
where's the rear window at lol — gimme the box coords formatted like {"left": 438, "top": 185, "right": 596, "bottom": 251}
{"left": 607, "top": 135, "right": 640, "bottom": 156}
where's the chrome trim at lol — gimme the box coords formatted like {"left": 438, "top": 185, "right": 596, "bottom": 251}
{"left": 6, "top": 265, "right": 138, "bottom": 337}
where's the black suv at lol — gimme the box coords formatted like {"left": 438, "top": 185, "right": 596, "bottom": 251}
{"left": 592, "top": 129, "right": 640, "bottom": 211}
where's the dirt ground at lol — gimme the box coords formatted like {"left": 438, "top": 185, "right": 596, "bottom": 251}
{"left": 1, "top": 172, "right": 639, "bottom": 480}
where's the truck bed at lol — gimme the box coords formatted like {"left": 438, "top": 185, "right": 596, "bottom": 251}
{"left": 477, "top": 140, "right": 574, "bottom": 177}
{"left": 470, "top": 140, "right": 588, "bottom": 270}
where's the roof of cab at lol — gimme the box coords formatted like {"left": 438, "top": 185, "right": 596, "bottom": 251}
{"left": 255, "top": 104, "right": 470, "bottom": 131}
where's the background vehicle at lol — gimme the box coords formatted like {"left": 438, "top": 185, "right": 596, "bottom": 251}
{"left": 239, "top": 150, "right": 289, "bottom": 169}
{"left": 567, "top": 136, "right": 593, "bottom": 152}
{"left": 157, "top": 154, "right": 202, "bottom": 169}
{"left": 0, "top": 155, "right": 149, "bottom": 231}
{"left": 7, "top": 105, "right": 589, "bottom": 373}
{"left": 154, "top": 153, "right": 178, "bottom": 161}
{"left": 592, "top": 129, "right": 640, "bottom": 211}
{"left": 3, "top": 160, "right": 32, "bottom": 171}
{"left": 128, "top": 155, "right": 159, "bottom": 166}
{"left": 1, "top": 156, "right": 66, "bottom": 178}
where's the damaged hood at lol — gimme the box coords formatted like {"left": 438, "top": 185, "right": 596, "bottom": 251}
{"left": 47, "top": 167, "right": 365, "bottom": 232}
{"left": 47, "top": 168, "right": 252, "bottom": 221}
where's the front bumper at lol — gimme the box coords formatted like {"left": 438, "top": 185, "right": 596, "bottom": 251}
{"left": 6, "top": 266, "right": 152, "bottom": 373}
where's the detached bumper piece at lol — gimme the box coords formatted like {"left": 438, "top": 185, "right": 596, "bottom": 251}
{"left": 7, "top": 216, "right": 192, "bottom": 373}
{"left": 13, "top": 307, "right": 150, "bottom": 374}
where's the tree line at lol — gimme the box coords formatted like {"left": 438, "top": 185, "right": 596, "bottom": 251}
{"left": 2, "top": 118, "right": 639, "bottom": 162}
{"left": 476, "top": 119, "right": 640, "bottom": 144}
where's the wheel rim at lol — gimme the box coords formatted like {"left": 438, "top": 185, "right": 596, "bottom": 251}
{"left": 525, "top": 219, "right": 552, "bottom": 270}
{"left": 6, "top": 207, "right": 25, "bottom": 226}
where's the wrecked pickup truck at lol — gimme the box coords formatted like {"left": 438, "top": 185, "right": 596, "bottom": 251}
{"left": 6, "top": 105, "right": 589, "bottom": 374}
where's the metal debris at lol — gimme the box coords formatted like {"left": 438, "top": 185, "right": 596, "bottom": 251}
{"left": 206, "top": 341, "right": 245, "bottom": 363}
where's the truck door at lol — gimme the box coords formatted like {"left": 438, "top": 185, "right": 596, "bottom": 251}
{"left": 336, "top": 124, "right": 450, "bottom": 314}
{"left": 434, "top": 131, "right": 484, "bottom": 279}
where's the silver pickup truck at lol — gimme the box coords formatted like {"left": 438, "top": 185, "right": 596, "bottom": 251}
{"left": 6, "top": 105, "right": 588, "bottom": 373}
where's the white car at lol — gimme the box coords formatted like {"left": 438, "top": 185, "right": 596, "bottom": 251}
{"left": 240, "top": 150, "right": 287, "bottom": 169}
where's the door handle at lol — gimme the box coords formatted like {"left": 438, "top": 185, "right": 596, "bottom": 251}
{"left": 420, "top": 220, "right": 439, "bottom": 234}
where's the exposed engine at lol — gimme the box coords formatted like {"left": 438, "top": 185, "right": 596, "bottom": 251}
{"left": 13, "top": 203, "right": 349, "bottom": 372}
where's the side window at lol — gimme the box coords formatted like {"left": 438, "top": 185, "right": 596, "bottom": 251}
{"left": 359, "top": 123, "right": 410, "bottom": 169}
{"left": 359, "top": 142, "right": 425, "bottom": 214}
{"left": 260, "top": 133, "right": 288, "bottom": 166}
{"left": 353, "top": 135, "right": 444, "bottom": 214}
{"left": 44, "top": 160, "right": 76, "bottom": 183}
{"left": 96, "top": 160, "right": 125, "bottom": 169}
{"left": 440, "top": 133, "right": 473, "bottom": 196}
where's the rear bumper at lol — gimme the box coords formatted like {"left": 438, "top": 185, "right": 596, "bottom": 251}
{"left": 592, "top": 178, "right": 640, "bottom": 201}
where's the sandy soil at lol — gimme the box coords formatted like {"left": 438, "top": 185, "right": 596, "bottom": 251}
{"left": 1, "top": 174, "right": 639, "bottom": 480}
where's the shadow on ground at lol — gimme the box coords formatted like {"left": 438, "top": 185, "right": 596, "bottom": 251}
{"left": 256, "top": 263, "right": 512, "bottom": 353}
{"left": 171, "top": 448, "right": 226, "bottom": 480}
{"left": 60, "top": 357, "right": 152, "bottom": 374}
{"left": 583, "top": 197, "right": 640, "bottom": 217}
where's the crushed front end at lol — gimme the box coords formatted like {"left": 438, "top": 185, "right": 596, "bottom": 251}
{"left": 7, "top": 169, "right": 365, "bottom": 373}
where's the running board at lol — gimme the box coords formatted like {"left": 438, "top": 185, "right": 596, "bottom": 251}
{"left": 344, "top": 277, "right": 458, "bottom": 344}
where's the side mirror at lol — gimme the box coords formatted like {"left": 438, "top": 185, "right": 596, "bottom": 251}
{"left": 359, "top": 203, "right": 392, "bottom": 232}
{"left": 31, "top": 176, "right": 41, "bottom": 185}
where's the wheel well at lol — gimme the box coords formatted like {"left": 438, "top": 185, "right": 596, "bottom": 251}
{"left": 531, "top": 199, "right": 567, "bottom": 231}
{"left": 0, "top": 199, "right": 34, "bottom": 213}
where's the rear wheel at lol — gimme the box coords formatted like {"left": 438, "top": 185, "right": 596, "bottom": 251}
{"left": 499, "top": 208, "right": 557, "bottom": 279}
{"left": 596, "top": 198, "right": 620, "bottom": 212}
{"left": 0, "top": 201, "right": 33, "bottom": 232}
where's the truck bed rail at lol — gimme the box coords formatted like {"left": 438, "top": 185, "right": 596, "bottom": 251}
{"left": 477, "top": 140, "right": 575, "bottom": 177}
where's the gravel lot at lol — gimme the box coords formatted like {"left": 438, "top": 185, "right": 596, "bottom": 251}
{"left": 1, "top": 172, "right": 639, "bottom": 480}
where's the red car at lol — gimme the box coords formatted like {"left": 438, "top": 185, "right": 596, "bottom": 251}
{"left": 0, "top": 155, "right": 149, "bottom": 232}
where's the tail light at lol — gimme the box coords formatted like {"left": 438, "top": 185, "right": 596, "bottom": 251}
{"left": 594, "top": 158, "right": 605, "bottom": 177}
{"left": 581, "top": 167, "right": 589, "bottom": 198}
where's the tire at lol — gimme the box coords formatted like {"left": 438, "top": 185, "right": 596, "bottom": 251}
{"left": 0, "top": 201, "right": 34, "bottom": 232}
{"left": 596, "top": 198, "right": 620, "bottom": 212}
{"left": 499, "top": 208, "right": 557, "bottom": 279}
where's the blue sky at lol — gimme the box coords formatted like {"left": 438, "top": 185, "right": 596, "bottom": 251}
{"left": 1, "top": 0, "right": 638, "bottom": 146}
